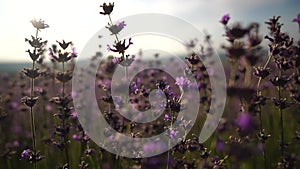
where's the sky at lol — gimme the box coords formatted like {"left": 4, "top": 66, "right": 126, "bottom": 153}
{"left": 0, "top": 0, "right": 299, "bottom": 62}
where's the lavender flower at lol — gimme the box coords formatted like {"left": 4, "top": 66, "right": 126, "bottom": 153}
{"left": 107, "top": 38, "right": 133, "bottom": 54}
{"left": 72, "top": 134, "right": 82, "bottom": 141}
{"left": 235, "top": 113, "right": 254, "bottom": 131}
{"left": 100, "top": 2, "right": 114, "bottom": 15}
{"left": 71, "top": 47, "right": 78, "bottom": 58}
{"left": 57, "top": 40, "right": 72, "bottom": 50}
{"left": 106, "top": 21, "right": 126, "bottom": 35}
{"left": 216, "top": 138, "right": 225, "bottom": 152}
{"left": 292, "top": 14, "right": 300, "bottom": 31}
{"left": 21, "top": 149, "right": 32, "bottom": 161}
{"left": 164, "top": 114, "right": 170, "bottom": 121}
{"left": 168, "top": 129, "right": 178, "bottom": 139}
{"left": 220, "top": 14, "right": 230, "bottom": 25}
{"left": 175, "top": 76, "right": 191, "bottom": 88}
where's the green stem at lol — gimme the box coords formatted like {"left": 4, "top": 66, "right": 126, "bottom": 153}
{"left": 255, "top": 49, "right": 273, "bottom": 169}
{"left": 256, "top": 52, "right": 272, "bottom": 95}
{"left": 98, "top": 150, "right": 103, "bottom": 169}
{"left": 261, "top": 142, "right": 268, "bottom": 169}
{"left": 166, "top": 112, "right": 174, "bottom": 169}
{"left": 278, "top": 69, "right": 284, "bottom": 157}
{"left": 30, "top": 60, "right": 37, "bottom": 169}
{"left": 280, "top": 108, "right": 284, "bottom": 156}
{"left": 28, "top": 28, "right": 40, "bottom": 169}
{"left": 108, "top": 15, "right": 119, "bottom": 42}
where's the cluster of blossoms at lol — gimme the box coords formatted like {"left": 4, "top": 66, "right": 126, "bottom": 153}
{"left": 219, "top": 13, "right": 300, "bottom": 169}
{"left": 169, "top": 134, "right": 227, "bottom": 169}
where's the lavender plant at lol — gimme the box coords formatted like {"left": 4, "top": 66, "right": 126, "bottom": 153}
{"left": 49, "top": 40, "right": 77, "bottom": 168}
{"left": 264, "top": 16, "right": 297, "bottom": 168}
{"left": 21, "top": 19, "right": 49, "bottom": 169}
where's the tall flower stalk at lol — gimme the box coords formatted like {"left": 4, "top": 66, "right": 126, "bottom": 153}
{"left": 49, "top": 40, "right": 77, "bottom": 168}
{"left": 21, "top": 19, "right": 49, "bottom": 169}
{"left": 100, "top": 3, "right": 134, "bottom": 168}
{"left": 264, "top": 16, "right": 294, "bottom": 167}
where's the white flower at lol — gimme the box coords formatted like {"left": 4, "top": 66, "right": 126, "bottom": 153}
{"left": 30, "top": 19, "right": 49, "bottom": 30}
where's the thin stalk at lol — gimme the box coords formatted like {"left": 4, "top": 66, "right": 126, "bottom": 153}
{"left": 108, "top": 15, "right": 119, "bottom": 42}
{"left": 256, "top": 52, "right": 272, "bottom": 95}
{"left": 166, "top": 112, "right": 174, "bottom": 169}
{"left": 79, "top": 131, "right": 85, "bottom": 165}
{"left": 87, "top": 146, "right": 96, "bottom": 169}
{"left": 166, "top": 141, "right": 171, "bottom": 169}
{"left": 280, "top": 108, "right": 284, "bottom": 156}
{"left": 278, "top": 70, "right": 284, "bottom": 157}
{"left": 30, "top": 59, "right": 37, "bottom": 169}
{"left": 98, "top": 150, "right": 103, "bottom": 169}
{"left": 115, "top": 156, "right": 120, "bottom": 169}
{"left": 255, "top": 52, "right": 272, "bottom": 169}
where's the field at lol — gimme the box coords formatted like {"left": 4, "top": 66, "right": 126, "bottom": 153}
{"left": 0, "top": 2, "right": 300, "bottom": 169}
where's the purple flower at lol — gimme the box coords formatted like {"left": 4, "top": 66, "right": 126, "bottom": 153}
{"left": 46, "top": 104, "right": 52, "bottom": 112}
{"left": 164, "top": 86, "right": 174, "bottom": 97}
{"left": 21, "top": 149, "right": 32, "bottom": 160}
{"left": 220, "top": 14, "right": 230, "bottom": 25}
{"left": 143, "top": 141, "right": 166, "bottom": 154}
{"left": 292, "top": 14, "right": 300, "bottom": 31}
{"left": 235, "top": 113, "right": 254, "bottom": 131}
{"left": 71, "top": 47, "right": 78, "bottom": 58}
{"left": 216, "top": 138, "right": 224, "bottom": 152}
{"left": 213, "top": 156, "right": 219, "bottom": 163}
{"left": 13, "top": 140, "right": 20, "bottom": 147}
{"left": 175, "top": 76, "right": 191, "bottom": 88}
{"left": 164, "top": 114, "right": 170, "bottom": 121}
{"left": 169, "top": 129, "right": 178, "bottom": 139}
{"left": 112, "top": 57, "right": 120, "bottom": 64}
{"left": 48, "top": 48, "right": 55, "bottom": 60}
{"left": 10, "top": 102, "right": 18, "bottom": 109}
{"left": 71, "top": 111, "right": 78, "bottom": 118}
{"left": 106, "top": 21, "right": 126, "bottom": 35}
{"left": 72, "top": 134, "right": 82, "bottom": 141}
{"left": 13, "top": 126, "right": 22, "bottom": 134}
{"left": 130, "top": 82, "right": 139, "bottom": 94}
